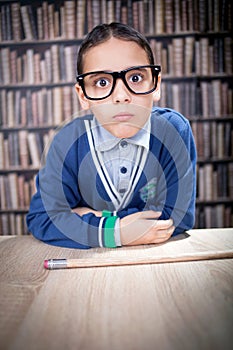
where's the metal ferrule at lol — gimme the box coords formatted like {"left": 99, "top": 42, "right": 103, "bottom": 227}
{"left": 47, "top": 259, "right": 68, "bottom": 269}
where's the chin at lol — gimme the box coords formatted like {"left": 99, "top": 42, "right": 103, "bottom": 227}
{"left": 109, "top": 124, "right": 140, "bottom": 138}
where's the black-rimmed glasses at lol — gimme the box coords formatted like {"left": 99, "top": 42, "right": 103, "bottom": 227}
{"left": 76, "top": 65, "right": 161, "bottom": 100}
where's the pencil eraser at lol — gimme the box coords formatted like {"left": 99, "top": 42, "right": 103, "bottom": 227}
{"left": 44, "top": 260, "right": 49, "bottom": 269}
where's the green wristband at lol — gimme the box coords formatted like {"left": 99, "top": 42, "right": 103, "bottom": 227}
{"left": 104, "top": 216, "right": 118, "bottom": 248}
{"left": 102, "top": 210, "right": 112, "bottom": 217}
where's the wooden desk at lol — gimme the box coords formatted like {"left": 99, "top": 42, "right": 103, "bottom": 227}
{"left": 0, "top": 228, "right": 232, "bottom": 350}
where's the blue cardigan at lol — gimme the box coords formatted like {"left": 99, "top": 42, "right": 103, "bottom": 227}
{"left": 27, "top": 107, "right": 196, "bottom": 248}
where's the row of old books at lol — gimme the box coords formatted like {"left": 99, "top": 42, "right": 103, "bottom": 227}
{"left": 195, "top": 205, "right": 233, "bottom": 228}
{"left": 0, "top": 87, "right": 80, "bottom": 128}
{"left": 0, "top": 81, "right": 232, "bottom": 129}
{"left": 0, "top": 0, "right": 232, "bottom": 42}
{"left": 151, "top": 36, "right": 232, "bottom": 77}
{"left": 0, "top": 130, "right": 55, "bottom": 169}
{"left": 0, "top": 213, "right": 28, "bottom": 235}
{"left": 0, "top": 36, "right": 232, "bottom": 86}
{"left": 196, "top": 163, "right": 233, "bottom": 201}
{"left": 0, "top": 45, "right": 78, "bottom": 85}
{"left": 191, "top": 121, "right": 233, "bottom": 159}
{"left": 158, "top": 80, "right": 233, "bottom": 117}
{"left": 0, "top": 173, "right": 35, "bottom": 211}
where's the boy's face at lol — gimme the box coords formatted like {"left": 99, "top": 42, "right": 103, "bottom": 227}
{"left": 75, "top": 37, "right": 161, "bottom": 138}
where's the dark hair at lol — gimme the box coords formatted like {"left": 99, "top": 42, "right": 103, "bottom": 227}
{"left": 77, "top": 22, "right": 155, "bottom": 74}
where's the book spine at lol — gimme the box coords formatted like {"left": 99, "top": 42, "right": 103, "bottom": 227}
{"left": 65, "top": 0, "right": 76, "bottom": 39}
{"left": 20, "top": 5, "right": 34, "bottom": 40}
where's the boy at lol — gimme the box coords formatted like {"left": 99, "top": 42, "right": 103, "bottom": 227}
{"left": 27, "top": 23, "right": 196, "bottom": 248}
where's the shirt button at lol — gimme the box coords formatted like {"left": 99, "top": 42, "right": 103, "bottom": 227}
{"left": 120, "top": 140, "right": 128, "bottom": 148}
{"left": 120, "top": 167, "right": 127, "bottom": 174}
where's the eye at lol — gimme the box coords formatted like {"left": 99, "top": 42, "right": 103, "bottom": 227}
{"left": 95, "top": 78, "right": 111, "bottom": 88}
{"left": 129, "top": 73, "right": 143, "bottom": 83}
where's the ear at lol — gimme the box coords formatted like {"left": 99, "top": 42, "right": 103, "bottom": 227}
{"left": 75, "top": 83, "right": 91, "bottom": 110}
{"left": 152, "top": 75, "right": 161, "bottom": 103}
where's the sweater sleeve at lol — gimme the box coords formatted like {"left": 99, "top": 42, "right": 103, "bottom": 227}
{"left": 116, "top": 111, "right": 197, "bottom": 235}
{"left": 158, "top": 115, "right": 196, "bottom": 235}
{"left": 26, "top": 131, "right": 114, "bottom": 249}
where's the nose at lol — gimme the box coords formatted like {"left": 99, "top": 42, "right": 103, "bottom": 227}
{"left": 111, "top": 78, "right": 132, "bottom": 103}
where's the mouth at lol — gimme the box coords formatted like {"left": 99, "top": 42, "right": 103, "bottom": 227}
{"left": 113, "top": 112, "right": 134, "bottom": 122}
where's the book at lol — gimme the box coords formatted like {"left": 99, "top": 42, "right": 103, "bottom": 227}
{"left": 18, "top": 130, "right": 29, "bottom": 168}
{"left": 92, "top": 0, "right": 101, "bottom": 28}
{"left": 53, "top": 87, "right": 63, "bottom": 125}
{"left": 0, "top": 133, "right": 4, "bottom": 169}
{"left": 8, "top": 173, "right": 19, "bottom": 209}
{"left": 64, "top": 45, "right": 75, "bottom": 82}
{"left": 76, "top": 0, "right": 85, "bottom": 38}
{"left": 181, "top": 0, "right": 188, "bottom": 31}
{"left": 200, "top": 38, "right": 209, "bottom": 76}
{"left": 42, "top": 1, "right": 49, "bottom": 40}
{"left": 48, "top": 3, "right": 55, "bottom": 39}
{"left": 174, "top": 0, "right": 181, "bottom": 32}
{"left": 26, "top": 49, "right": 34, "bottom": 84}
{"left": 172, "top": 38, "right": 184, "bottom": 77}
{"left": 184, "top": 37, "right": 194, "bottom": 75}
{"left": 155, "top": 0, "right": 164, "bottom": 34}
{"left": 37, "top": 6, "right": 43, "bottom": 40}
{"left": 28, "top": 132, "right": 41, "bottom": 168}
{"left": 1, "top": 48, "right": 11, "bottom": 84}
{"left": 0, "top": 175, "right": 7, "bottom": 210}
{"left": 65, "top": 0, "right": 76, "bottom": 39}
{"left": 107, "top": 0, "right": 114, "bottom": 24}
{"left": 20, "top": 5, "right": 34, "bottom": 40}
{"left": 11, "top": 2, "right": 21, "bottom": 41}
{"left": 51, "top": 45, "right": 60, "bottom": 83}
{"left": 165, "top": 0, "right": 173, "bottom": 33}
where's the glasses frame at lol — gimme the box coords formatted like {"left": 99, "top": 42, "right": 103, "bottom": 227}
{"left": 76, "top": 65, "right": 161, "bottom": 100}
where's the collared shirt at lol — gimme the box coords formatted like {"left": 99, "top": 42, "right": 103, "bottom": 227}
{"left": 91, "top": 116, "right": 151, "bottom": 197}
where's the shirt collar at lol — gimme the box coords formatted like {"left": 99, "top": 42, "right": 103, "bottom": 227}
{"left": 91, "top": 116, "right": 151, "bottom": 152}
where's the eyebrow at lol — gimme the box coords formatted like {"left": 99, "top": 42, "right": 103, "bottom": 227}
{"left": 84, "top": 66, "right": 150, "bottom": 76}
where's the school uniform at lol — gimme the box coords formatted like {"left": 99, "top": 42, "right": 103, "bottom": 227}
{"left": 27, "top": 107, "right": 196, "bottom": 248}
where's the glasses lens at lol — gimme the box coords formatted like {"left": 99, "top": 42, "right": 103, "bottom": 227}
{"left": 83, "top": 72, "right": 114, "bottom": 99}
{"left": 125, "top": 67, "right": 156, "bottom": 94}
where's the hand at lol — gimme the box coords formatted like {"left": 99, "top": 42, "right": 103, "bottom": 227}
{"left": 120, "top": 211, "right": 174, "bottom": 246}
{"left": 72, "top": 207, "right": 102, "bottom": 217}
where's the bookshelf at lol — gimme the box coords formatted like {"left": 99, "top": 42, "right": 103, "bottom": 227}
{"left": 0, "top": 0, "right": 232, "bottom": 234}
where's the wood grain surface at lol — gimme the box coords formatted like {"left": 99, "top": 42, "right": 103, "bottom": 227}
{"left": 0, "top": 229, "right": 233, "bottom": 350}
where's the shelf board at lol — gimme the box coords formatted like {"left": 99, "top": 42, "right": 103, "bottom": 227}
{"left": 188, "top": 115, "right": 233, "bottom": 122}
{"left": 0, "top": 31, "right": 231, "bottom": 47}
{"left": 0, "top": 208, "right": 29, "bottom": 214}
{"left": 196, "top": 198, "right": 233, "bottom": 205}
{"left": 0, "top": 125, "right": 57, "bottom": 132}
{"left": 0, "top": 82, "right": 76, "bottom": 89}
{"left": 197, "top": 157, "right": 233, "bottom": 164}
{"left": 0, "top": 167, "right": 39, "bottom": 173}
{"left": 0, "top": 37, "right": 83, "bottom": 47}
{"left": 162, "top": 73, "right": 233, "bottom": 81}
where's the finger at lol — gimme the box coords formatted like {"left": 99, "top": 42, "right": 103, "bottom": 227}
{"left": 157, "top": 225, "right": 175, "bottom": 236}
{"left": 140, "top": 210, "right": 162, "bottom": 219}
{"left": 152, "top": 218, "right": 173, "bottom": 229}
{"left": 154, "top": 226, "right": 175, "bottom": 239}
{"left": 149, "top": 225, "right": 175, "bottom": 241}
{"left": 150, "top": 227, "right": 175, "bottom": 244}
